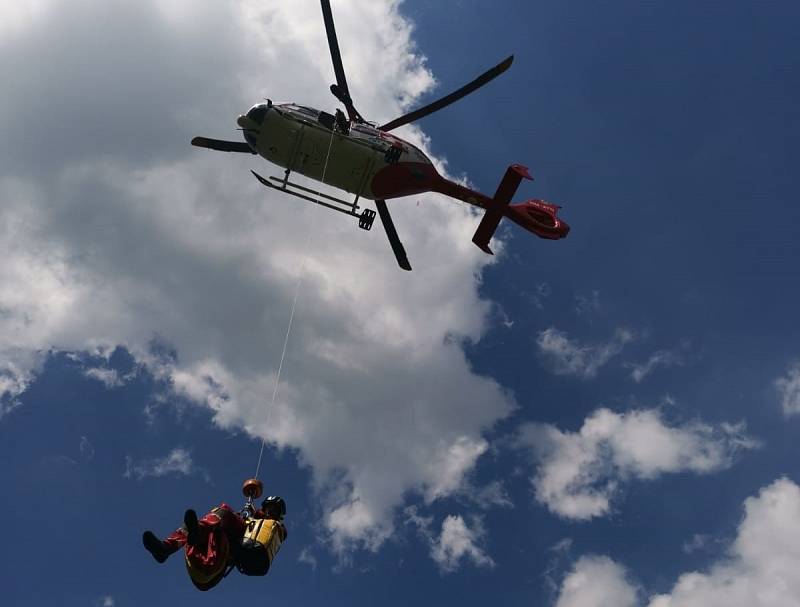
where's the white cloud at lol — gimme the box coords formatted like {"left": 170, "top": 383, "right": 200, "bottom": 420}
{"left": 0, "top": 350, "right": 44, "bottom": 416}
{"left": 471, "top": 480, "right": 513, "bottom": 509}
{"left": 525, "top": 282, "right": 551, "bottom": 310}
{"left": 0, "top": 363, "right": 31, "bottom": 403}
{"left": 626, "top": 343, "right": 689, "bottom": 383}
{"left": 124, "top": 447, "right": 196, "bottom": 480}
{"left": 429, "top": 515, "right": 494, "bottom": 573}
{"left": 574, "top": 290, "right": 601, "bottom": 316}
{"left": 775, "top": 362, "right": 800, "bottom": 417}
{"left": 543, "top": 538, "right": 574, "bottom": 596}
{"left": 537, "top": 328, "right": 634, "bottom": 379}
{"left": 423, "top": 436, "right": 490, "bottom": 502}
{"left": 649, "top": 477, "right": 800, "bottom": 607}
{"left": 0, "top": 1, "right": 55, "bottom": 37}
{"left": 404, "top": 504, "right": 434, "bottom": 534}
{"left": 555, "top": 555, "right": 639, "bottom": 607}
{"left": 682, "top": 533, "right": 710, "bottom": 554}
{"left": 554, "top": 478, "right": 800, "bottom": 607}
{"left": 518, "top": 408, "right": 758, "bottom": 520}
{"left": 0, "top": 0, "right": 517, "bottom": 556}
{"left": 552, "top": 538, "right": 573, "bottom": 554}
{"left": 79, "top": 435, "right": 95, "bottom": 462}
{"left": 42, "top": 454, "right": 78, "bottom": 468}
{"left": 84, "top": 367, "right": 124, "bottom": 388}
{"left": 298, "top": 547, "right": 318, "bottom": 571}
{"left": 405, "top": 507, "right": 494, "bottom": 573}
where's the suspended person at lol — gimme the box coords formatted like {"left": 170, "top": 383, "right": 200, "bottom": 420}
{"left": 142, "top": 481, "right": 287, "bottom": 591}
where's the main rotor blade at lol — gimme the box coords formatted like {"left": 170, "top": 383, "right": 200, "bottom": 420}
{"left": 378, "top": 55, "right": 514, "bottom": 132}
{"left": 375, "top": 199, "right": 411, "bottom": 271}
{"left": 191, "top": 137, "right": 254, "bottom": 154}
{"left": 320, "top": 0, "right": 359, "bottom": 121}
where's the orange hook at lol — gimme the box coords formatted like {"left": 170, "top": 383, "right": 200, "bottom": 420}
{"left": 242, "top": 478, "right": 263, "bottom": 500}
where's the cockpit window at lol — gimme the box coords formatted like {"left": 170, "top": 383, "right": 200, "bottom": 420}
{"left": 317, "top": 111, "right": 336, "bottom": 131}
{"left": 351, "top": 123, "right": 380, "bottom": 134}
{"left": 292, "top": 105, "right": 320, "bottom": 118}
{"left": 246, "top": 104, "right": 269, "bottom": 124}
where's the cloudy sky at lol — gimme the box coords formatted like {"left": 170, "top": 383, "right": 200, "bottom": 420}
{"left": 2, "top": 1, "right": 800, "bottom": 605}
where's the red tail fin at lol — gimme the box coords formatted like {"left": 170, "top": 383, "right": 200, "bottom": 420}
{"left": 471, "top": 164, "right": 533, "bottom": 254}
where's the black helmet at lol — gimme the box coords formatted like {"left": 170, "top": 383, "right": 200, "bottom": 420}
{"left": 261, "top": 495, "right": 286, "bottom": 519}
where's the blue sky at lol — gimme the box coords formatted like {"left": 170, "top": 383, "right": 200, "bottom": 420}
{"left": 2, "top": 1, "right": 800, "bottom": 606}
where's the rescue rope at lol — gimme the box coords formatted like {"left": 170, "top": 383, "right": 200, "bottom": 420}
{"left": 253, "top": 123, "right": 339, "bottom": 481}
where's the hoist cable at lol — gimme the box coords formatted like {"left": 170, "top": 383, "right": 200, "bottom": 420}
{"left": 253, "top": 124, "right": 338, "bottom": 481}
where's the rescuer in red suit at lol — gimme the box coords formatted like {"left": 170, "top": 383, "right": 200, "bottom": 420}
{"left": 142, "top": 494, "right": 287, "bottom": 591}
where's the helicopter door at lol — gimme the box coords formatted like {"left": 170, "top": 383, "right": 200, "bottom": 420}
{"left": 352, "top": 154, "right": 378, "bottom": 200}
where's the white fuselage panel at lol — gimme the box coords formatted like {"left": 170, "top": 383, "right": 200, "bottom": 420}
{"left": 253, "top": 105, "right": 431, "bottom": 200}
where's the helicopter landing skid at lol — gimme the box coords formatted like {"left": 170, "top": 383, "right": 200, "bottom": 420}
{"left": 250, "top": 170, "right": 374, "bottom": 230}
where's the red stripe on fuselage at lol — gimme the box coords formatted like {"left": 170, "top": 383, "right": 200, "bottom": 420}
{"left": 370, "top": 162, "right": 441, "bottom": 200}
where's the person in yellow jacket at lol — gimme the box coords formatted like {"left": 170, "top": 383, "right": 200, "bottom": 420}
{"left": 142, "top": 495, "right": 287, "bottom": 591}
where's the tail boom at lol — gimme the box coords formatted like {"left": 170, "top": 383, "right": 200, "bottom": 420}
{"left": 433, "top": 164, "right": 568, "bottom": 253}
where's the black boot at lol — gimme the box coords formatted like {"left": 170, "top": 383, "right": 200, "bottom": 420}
{"left": 184, "top": 509, "right": 199, "bottom": 547}
{"left": 142, "top": 531, "right": 169, "bottom": 564}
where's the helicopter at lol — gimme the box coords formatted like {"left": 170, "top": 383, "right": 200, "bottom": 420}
{"left": 192, "top": 0, "right": 569, "bottom": 271}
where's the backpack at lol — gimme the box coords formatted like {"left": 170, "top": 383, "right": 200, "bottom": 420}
{"left": 236, "top": 518, "right": 286, "bottom": 576}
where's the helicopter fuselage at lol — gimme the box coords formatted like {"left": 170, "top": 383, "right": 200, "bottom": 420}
{"left": 239, "top": 102, "right": 442, "bottom": 202}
